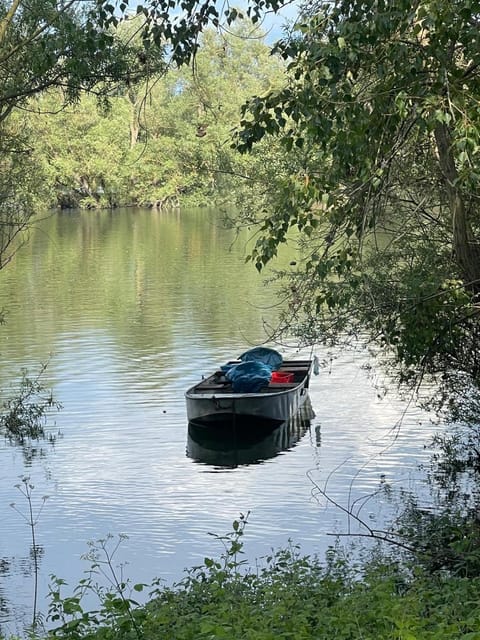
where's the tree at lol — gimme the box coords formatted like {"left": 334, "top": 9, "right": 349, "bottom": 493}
{"left": 231, "top": 0, "right": 480, "bottom": 391}
{"left": 27, "top": 21, "right": 283, "bottom": 208}
{"left": 0, "top": 1, "right": 164, "bottom": 260}
{"left": 0, "top": 0, "right": 150, "bottom": 120}
{"left": 138, "top": 22, "right": 285, "bottom": 205}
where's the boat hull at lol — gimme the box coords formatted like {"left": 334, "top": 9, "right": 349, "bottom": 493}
{"left": 185, "top": 360, "right": 312, "bottom": 424}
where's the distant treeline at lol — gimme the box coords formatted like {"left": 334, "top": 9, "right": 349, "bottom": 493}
{"left": 19, "top": 25, "right": 284, "bottom": 211}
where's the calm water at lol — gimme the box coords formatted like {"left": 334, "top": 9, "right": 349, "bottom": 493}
{"left": 0, "top": 208, "right": 435, "bottom": 633}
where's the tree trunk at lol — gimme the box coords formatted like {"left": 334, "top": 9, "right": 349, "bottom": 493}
{"left": 434, "top": 122, "right": 480, "bottom": 293}
{"left": 128, "top": 88, "right": 140, "bottom": 149}
{"left": 130, "top": 113, "right": 139, "bottom": 149}
{"left": 0, "top": 0, "right": 22, "bottom": 45}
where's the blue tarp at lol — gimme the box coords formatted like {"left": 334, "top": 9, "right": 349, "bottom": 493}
{"left": 222, "top": 348, "right": 283, "bottom": 393}
{"left": 225, "top": 360, "right": 273, "bottom": 393}
{"left": 238, "top": 347, "right": 283, "bottom": 370}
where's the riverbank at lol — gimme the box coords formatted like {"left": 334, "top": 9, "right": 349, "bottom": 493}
{"left": 6, "top": 520, "right": 480, "bottom": 640}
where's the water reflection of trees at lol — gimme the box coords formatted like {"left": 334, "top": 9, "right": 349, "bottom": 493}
{"left": 0, "top": 208, "right": 291, "bottom": 369}
{"left": 0, "top": 547, "right": 45, "bottom": 635}
{"left": 0, "top": 558, "right": 11, "bottom": 623}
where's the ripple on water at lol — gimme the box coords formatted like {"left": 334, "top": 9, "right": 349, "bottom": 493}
{"left": 0, "top": 209, "right": 439, "bottom": 632}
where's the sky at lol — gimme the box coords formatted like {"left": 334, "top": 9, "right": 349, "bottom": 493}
{"left": 254, "top": 1, "right": 301, "bottom": 42}
{"left": 122, "top": 0, "right": 301, "bottom": 44}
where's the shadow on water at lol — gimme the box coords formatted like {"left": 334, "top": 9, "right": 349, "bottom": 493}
{"left": 187, "top": 398, "right": 315, "bottom": 468}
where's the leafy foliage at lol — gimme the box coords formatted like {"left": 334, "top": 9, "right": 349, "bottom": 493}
{"left": 0, "top": 0, "right": 155, "bottom": 119}
{"left": 99, "top": 0, "right": 286, "bottom": 67}
{"left": 28, "top": 23, "right": 283, "bottom": 208}
{"left": 0, "top": 364, "right": 61, "bottom": 445}
{"left": 233, "top": 0, "right": 480, "bottom": 391}
{"left": 11, "top": 518, "right": 480, "bottom": 640}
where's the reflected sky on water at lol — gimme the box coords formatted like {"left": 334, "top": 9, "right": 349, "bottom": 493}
{"left": 0, "top": 208, "right": 437, "bottom": 634}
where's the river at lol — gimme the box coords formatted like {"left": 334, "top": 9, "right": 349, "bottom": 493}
{"left": 0, "top": 208, "right": 435, "bottom": 634}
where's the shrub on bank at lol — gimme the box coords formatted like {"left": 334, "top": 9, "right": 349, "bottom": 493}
{"left": 10, "top": 519, "right": 478, "bottom": 640}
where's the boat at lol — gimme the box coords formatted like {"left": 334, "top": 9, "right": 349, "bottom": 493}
{"left": 185, "top": 347, "right": 313, "bottom": 425}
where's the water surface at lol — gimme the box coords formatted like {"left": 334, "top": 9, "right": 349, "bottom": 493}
{"left": 0, "top": 208, "right": 435, "bottom": 633}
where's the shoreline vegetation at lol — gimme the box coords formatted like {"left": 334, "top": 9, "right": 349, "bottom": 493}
{"left": 18, "top": 24, "right": 284, "bottom": 214}
{"left": 4, "top": 516, "right": 480, "bottom": 639}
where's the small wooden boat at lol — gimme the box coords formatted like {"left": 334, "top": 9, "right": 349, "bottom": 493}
{"left": 185, "top": 350, "right": 313, "bottom": 424}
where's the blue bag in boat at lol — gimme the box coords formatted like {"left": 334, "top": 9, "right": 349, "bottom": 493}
{"left": 225, "top": 360, "right": 273, "bottom": 393}
{"left": 238, "top": 347, "right": 283, "bottom": 370}
{"left": 220, "top": 363, "right": 237, "bottom": 374}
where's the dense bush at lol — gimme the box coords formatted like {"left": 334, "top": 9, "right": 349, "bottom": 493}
{"left": 13, "top": 517, "right": 478, "bottom": 640}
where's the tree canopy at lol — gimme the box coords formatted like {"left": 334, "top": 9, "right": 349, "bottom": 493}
{"left": 0, "top": 0, "right": 164, "bottom": 265}
{"left": 228, "top": 0, "right": 480, "bottom": 394}
{"left": 23, "top": 22, "right": 282, "bottom": 209}
{"left": 0, "top": 0, "right": 153, "bottom": 119}
{"left": 3, "top": 0, "right": 480, "bottom": 396}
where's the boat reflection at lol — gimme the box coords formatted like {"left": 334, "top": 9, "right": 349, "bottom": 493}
{"left": 187, "top": 399, "right": 315, "bottom": 468}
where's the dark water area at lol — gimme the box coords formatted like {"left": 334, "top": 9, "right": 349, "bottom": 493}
{"left": 0, "top": 208, "right": 436, "bottom": 634}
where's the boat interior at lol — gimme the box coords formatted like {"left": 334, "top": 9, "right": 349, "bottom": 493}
{"left": 191, "top": 360, "right": 312, "bottom": 394}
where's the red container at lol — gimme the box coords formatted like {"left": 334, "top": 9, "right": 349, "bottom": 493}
{"left": 271, "top": 371, "right": 294, "bottom": 383}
